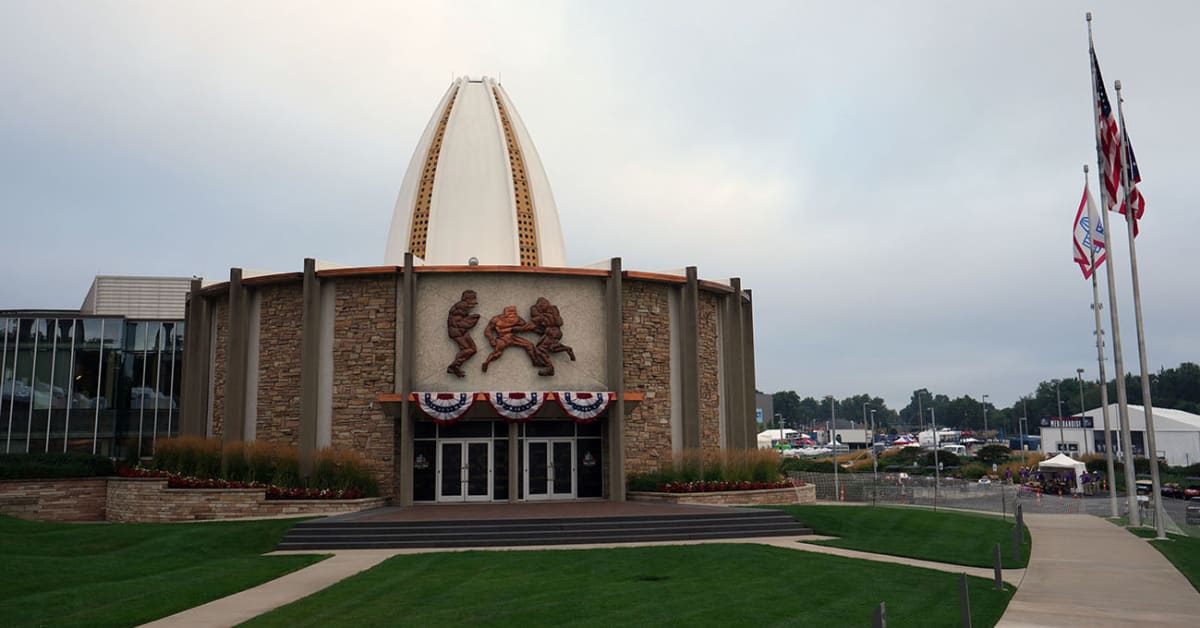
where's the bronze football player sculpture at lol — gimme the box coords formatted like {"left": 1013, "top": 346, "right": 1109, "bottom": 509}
{"left": 529, "top": 297, "right": 574, "bottom": 376}
{"left": 481, "top": 305, "right": 543, "bottom": 373}
{"left": 445, "top": 290, "right": 480, "bottom": 377}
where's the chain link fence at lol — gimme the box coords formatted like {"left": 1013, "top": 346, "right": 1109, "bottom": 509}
{"left": 788, "top": 471, "right": 1195, "bottom": 535}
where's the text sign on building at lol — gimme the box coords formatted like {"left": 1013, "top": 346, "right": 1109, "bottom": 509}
{"left": 1039, "top": 416, "right": 1094, "bottom": 429}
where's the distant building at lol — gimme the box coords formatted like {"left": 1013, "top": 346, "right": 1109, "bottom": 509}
{"left": 1044, "top": 404, "right": 1200, "bottom": 466}
{"left": 1, "top": 276, "right": 190, "bottom": 456}
{"left": 755, "top": 393, "right": 774, "bottom": 428}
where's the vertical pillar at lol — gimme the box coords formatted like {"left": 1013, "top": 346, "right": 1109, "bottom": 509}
{"left": 727, "top": 278, "right": 747, "bottom": 449}
{"left": 741, "top": 289, "right": 758, "bottom": 449}
{"left": 223, "top": 268, "right": 248, "bottom": 449}
{"left": 397, "top": 253, "right": 417, "bottom": 506}
{"left": 679, "top": 267, "right": 701, "bottom": 449}
{"left": 180, "top": 279, "right": 211, "bottom": 437}
{"left": 606, "top": 257, "right": 626, "bottom": 501}
{"left": 299, "top": 259, "right": 320, "bottom": 479}
{"left": 508, "top": 422, "right": 520, "bottom": 503}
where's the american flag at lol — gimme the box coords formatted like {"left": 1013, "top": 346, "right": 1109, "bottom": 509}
{"left": 1092, "top": 48, "right": 1122, "bottom": 212}
{"left": 1119, "top": 127, "right": 1146, "bottom": 223}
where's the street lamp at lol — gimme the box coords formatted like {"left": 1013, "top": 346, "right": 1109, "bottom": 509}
{"left": 930, "top": 407, "right": 940, "bottom": 509}
{"left": 981, "top": 394, "right": 989, "bottom": 436}
{"left": 1055, "top": 379, "right": 1065, "bottom": 454}
{"left": 1076, "top": 368, "right": 1089, "bottom": 456}
{"left": 1021, "top": 396, "right": 1029, "bottom": 464}
{"left": 826, "top": 395, "right": 839, "bottom": 501}
{"left": 869, "top": 409, "right": 878, "bottom": 480}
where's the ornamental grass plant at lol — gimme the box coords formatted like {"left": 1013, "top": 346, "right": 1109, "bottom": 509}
{"left": 627, "top": 448, "right": 783, "bottom": 491}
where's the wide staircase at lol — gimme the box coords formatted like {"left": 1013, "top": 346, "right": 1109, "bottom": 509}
{"left": 276, "top": 508, "right": 812, "bottom": 550}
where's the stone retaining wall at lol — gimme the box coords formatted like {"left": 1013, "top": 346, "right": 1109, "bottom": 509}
{"left": 0, "top": 478, "right": 108, "bottom": 521}
{"left": 0, "top": 477, "right": 386, "bottom": 522}
{"left": 106, "top": 477, "right": 387, "bottom": 522}
{"left": 628, "top": 484, "right": 816, "bottom": 506}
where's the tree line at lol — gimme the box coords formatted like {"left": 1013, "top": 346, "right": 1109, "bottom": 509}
{"left": 769, "top": 361, "right": 1200, "bottom": 435}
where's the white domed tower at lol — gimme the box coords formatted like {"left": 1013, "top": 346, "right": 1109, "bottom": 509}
{"left": 384, "top": 76, "right": 567, "bottom": 267}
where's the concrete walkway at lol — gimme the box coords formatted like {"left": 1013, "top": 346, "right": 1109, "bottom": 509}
{"left": 997, "top": 514, "right": 1200, "bottom": 627}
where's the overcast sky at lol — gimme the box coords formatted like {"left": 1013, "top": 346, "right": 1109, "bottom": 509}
{"left": 2, "top": 1, "right": 1196, "bottom": 411}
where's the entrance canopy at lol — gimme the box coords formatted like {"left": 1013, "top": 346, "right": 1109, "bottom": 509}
{"left": 1039, "top": 453, "right": 1087, "bottom": 493}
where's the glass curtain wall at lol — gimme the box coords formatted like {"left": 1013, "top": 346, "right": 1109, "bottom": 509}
{"left": 0, "top": 315, "right": 184, "bottom": 457}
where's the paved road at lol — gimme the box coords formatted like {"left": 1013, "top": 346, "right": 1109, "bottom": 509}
{"left": 997, "top": 513, "right": 1200, "bottom": 627}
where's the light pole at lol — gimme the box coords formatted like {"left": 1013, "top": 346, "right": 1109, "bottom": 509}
{"left": 827, "top": 395, "right": 839, "bottom": 501}
{"left": 869, "top": 409, "right": 878, "bottom": 481}
{"left": 1055, "top": 379, "right": 1065, "bottom": 454}
{"left": 930, "top": 407, "right": 940, "bottom": 509}
{"left": 1077, "top": 368, "right": 1089, "bottom": 456}
{"left": 1021, "top": 396, "right": 1029, "bottom": 464}
{"left": 862, "top": 402, "right": 868, "bottom": 448}
{"left": 981, "top": 394, "right": 989, "bottom": 437}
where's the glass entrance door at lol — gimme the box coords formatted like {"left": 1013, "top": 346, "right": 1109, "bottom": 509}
{"left": 525, "top": 439, "right": 575, "bottom": 500}
{"left": 437, "top": 440, "right": 492, "bottom": 502}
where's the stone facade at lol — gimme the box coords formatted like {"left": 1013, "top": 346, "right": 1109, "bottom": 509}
{"left": 331, "top": 277, "right": 397, "bottom": 496}
{"left": 627, "top": 484, "right": 816, "bottom": 506}
{"left": 255, "top": 282, "right": 304, "bottom": 446}
{"left": 0, "top": 478, "right": 108, "bottom": 521}
{"left": 621, "top": 281, "right": 673, "bottom": 476}
{"left": 698, "top": 292, "right": 722, "bottom": 449}
{"left": 106, "top": 477, "right": 386, "bottom": 522}
{"left": 211, "top": 296, "right": 229, "bottom": 438}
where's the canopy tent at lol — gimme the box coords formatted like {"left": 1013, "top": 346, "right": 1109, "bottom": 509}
{"left": 757, "top": 428, "right": 798, "bottom": 449}
{"left": 1038, "top": 454, "right": 1087, "bottom": 493}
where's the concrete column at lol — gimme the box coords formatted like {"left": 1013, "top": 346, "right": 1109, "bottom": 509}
{"left": 679, "top": 267, "right": 701, "bottom": 449}
{"left": 299, "top": 259, "right": 320, "bottom": 479}
{"left": 606, "top": 257, "right": 626, "bottom": 501}
{"left": 223, "top": 268, "right": 248, "bottom": 448}
{"left": 397, "top": 253, "right": 417, "bottom": 506}
{"left": 508, "top": 422, "right": 519, "bottom": 503}
{"left": 179, "top": 279, "right": 210, "bottom": 437}
{"left": 741, "top": 289, "right": 758, "bottom": 449}
{"left": 727, "top": 278, "right": 746, "bottom": 449}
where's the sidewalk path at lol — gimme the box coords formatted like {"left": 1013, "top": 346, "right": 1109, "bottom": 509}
{"left": 997, "top": 513, "right": 1200, "bottom": 627}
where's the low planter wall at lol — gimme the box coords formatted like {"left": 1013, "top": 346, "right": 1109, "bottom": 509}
{"left": 106, "top": 477, "right": 387, "bottom": 522}
{"left": 628, "top": 484, "right": 815, "bottom": 506}
{"left": 0, "top": 477, "right": 108, "bottom": 521}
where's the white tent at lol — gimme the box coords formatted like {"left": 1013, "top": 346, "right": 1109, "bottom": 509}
{"left": 757, "top": 428, "right": 797, "bottom": 449}
{"left": 1038, "top": 454, "right": 1087, "bottom": 493}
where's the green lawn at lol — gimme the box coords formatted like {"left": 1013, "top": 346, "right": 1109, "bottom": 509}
{"left": 0, "top": 515, "right": 324, "bottom": 628}
{"left": 771, "top": 505, "right": 1030, "bottom": 568}
{"left": 1130, "top": 528, "right": 1200, "bottom": 593}
{"left": 245, "top": 544, "right": 1013, "bottom": 628}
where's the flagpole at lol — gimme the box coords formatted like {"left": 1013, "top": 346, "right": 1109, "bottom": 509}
{"left": 1084, "top": 164, "right": 1119, "bottom": 518}
{"left": 1114, "top": 80, "right": 1166, "bottom": 539}
{"left": 1087, "top": 12, "right": 1139, "bottom": 525}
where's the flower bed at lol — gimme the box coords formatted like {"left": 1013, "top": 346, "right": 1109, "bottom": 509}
{"left": 655, "top": 480, "right": 798, "bottom": 493}
{"left": 117, "top": 466, "right": 366, "bottom": 500}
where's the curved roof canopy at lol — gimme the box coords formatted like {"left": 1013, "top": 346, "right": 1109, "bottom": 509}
{"left": 384, "top": 76, "right": 567, "bottom": 267}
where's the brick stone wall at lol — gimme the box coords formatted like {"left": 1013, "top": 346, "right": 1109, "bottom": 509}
{"left": 211, "top": 296, "right": 229, "bottom": 438}
{"left": 622, "top": 281, "right": 673, "bottom": 476}
{"left": 0, "top": 478, "right": 108, "bottom": 521}
{"left": 256, "top": 282, "right": 303, "bottom": 447}
{"left": 698, "top": 293, "right": 722, "bottom": 449}
{"left": 105, "top": 477, "right": 386, "bottom": 522}
{"left": 627, "top": 484, "right": 816, "bottom": 506}
{"left": 331, "top": 278, "right": 397, "bottom": 496}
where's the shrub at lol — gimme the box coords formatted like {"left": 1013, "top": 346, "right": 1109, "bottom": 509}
{"left": 780, "top": 458, "right": 836, "bottom": 474}
{"left": 0, "top": 452, "right": 114, "bottom": 479}
{"left": 222, "top": 442, "right": 250, "bottom": 482}
{"left": 958, "top": 464, "right": 989, "bottom": 480}
{"left": 627, "top": 448, "right": 783, "bottom": 490}
{"left": 311, "top": 447, "right": 378, "bottom": 496}
{"left": 153, "top": 436, "right": 221, "bottom": 478}
{"left": 919, "top": 451, "right": 959, "bottom": 468}
{"left": 975, "top": 445, "right": 1012, "bottom": 465}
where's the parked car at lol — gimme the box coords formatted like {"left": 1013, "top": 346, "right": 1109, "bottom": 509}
{"left": 1162, "top": 483, "right": 1183, "bottom": 499}
{"left": 1184, "top": 485, "right": 1200, "bottom": 499}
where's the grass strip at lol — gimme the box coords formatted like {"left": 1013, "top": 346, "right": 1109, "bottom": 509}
{"left": 0, "top": 515, "right": 323, "bottom": 627}
{"left": 1130, "top": 528, "right": 1200, "bottom": 593}
{"left": 771, "top": 505, "right": 1030, "bottom": 568}
{"left": 246, "top": 544, "right": 1012, "bottom": 628}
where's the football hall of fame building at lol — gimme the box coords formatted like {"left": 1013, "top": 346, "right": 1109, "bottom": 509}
{"left": 177, "top": 77, "right": 759, "bottom": 505}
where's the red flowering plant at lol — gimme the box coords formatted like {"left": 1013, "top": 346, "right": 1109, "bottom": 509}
{"left": 654, "top": 480, "right": 795, "bottom": 493}
{"left": 117, "top": 464, "right": 367, "bottom": 500}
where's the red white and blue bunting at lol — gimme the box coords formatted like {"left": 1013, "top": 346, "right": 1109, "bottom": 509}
{"left": 555, "top": 391, "right": 613, "bottom": 423}
{"left": 487, "top": 392, "right": 546, "bottom": 423}
{"left": 416, "top": 392, "right": 475, "bottom": 424}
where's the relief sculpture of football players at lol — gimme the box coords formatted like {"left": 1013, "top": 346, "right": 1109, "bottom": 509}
{"left": 445, "top": 290, "right": 480, "bottom": 378}
{"left": 529, "top": 297, "right": 575, "bottom": 376}
{"left": 481, "top": 305, "right": 543, "bottom": 373}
